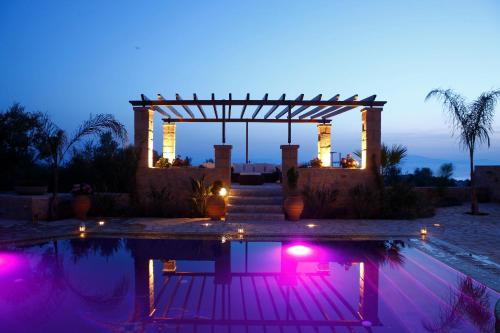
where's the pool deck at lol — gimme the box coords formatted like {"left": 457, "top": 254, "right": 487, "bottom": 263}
{"left": 0, "top": 203, "right": 499, "bottom": 291}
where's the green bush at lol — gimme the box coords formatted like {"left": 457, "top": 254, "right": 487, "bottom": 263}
{"left": 302, "top": 185, "right": 338, "bottom": 218}
{"left": 382, "top": 182, "right": 434, "bottom": 219}
{"left": 349, "top": 184, "right": 380, "bottom": 218}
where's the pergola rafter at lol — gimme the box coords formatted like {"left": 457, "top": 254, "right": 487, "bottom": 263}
{"left": 130, "top": 93, "right": 386, "bottom": 122}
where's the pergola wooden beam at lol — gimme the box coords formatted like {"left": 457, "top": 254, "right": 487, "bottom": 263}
{"left": 228, "top": 93, "right": 232, "bottom": 119}
{"left": 299, "top": 94, "right": 341, "bottom": 119}
{"left": 175, "top": 94, "right": 195, "bottom": 119}
{"left": 157, "top": 94, "right": 184, "bottom": 119}
{"left": 311, "top": 94, "right": 360, "bottom": 119}
{"left": 141, "top": 94, "right": 169, "bottom": 118}
{"left": 251, "top": 93, "right": 269, "bottom": 119}
{"left": 264, "top": 93, "right": 286, "bottom": 119}
{"left": 211, "top": 93, "right": 218, "bottom": 119}
{"left": 276, "top": 93, "right": 306, "bottom": 118}
{"left": 193, "top": 93, "right": 207, "bottom": 119}
{"left": 161, "top": 118, "right": 331, "bottom": 123}
{"left": 240, "top": 93, "right": 250, "bottom": 118}
{"left": 320, "top": 95, "right": 377, "bottom": 119}
{"left": 131, "top": 98, "right": 385, "bottom": 107}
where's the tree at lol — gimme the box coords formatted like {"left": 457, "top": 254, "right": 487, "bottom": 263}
{"left": 36, "top": 114, "right": 127, "bottom": 218}
{"left": 0, "top": 103, "right": 44, "bottom": 189}
{"left": 425, "top": 89, "right": 500, "bottom": 214}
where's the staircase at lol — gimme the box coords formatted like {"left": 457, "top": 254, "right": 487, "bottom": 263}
{"left": 226, "top": 184, "right": 285, "bottom": 221}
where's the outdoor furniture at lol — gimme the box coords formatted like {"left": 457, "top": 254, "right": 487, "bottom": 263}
{"left": 232, "top": 163, "right": 280, "bottom": 184}
{"left": 238, "top": 172, "right": 264, "bottom": 185}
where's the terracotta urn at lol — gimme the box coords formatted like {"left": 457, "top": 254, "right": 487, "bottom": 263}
{"left": 206, "top": 195, "right": 226, "bottom": 220}
{"left": 72, "top": 194, "right": 91, "bottom": 220}
{"left": 284, "top": 195, "right": 304, "bottom": 221}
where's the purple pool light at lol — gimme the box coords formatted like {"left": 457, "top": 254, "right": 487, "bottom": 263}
{"left": 286, "top": 244, "right": 312, "bottom": 257}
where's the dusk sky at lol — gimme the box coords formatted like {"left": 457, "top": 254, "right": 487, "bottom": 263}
{"left": 1, "top": 0, "right": 500, "bottom": 178}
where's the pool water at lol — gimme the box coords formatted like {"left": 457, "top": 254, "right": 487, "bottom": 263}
{"left": 0, "top": 238, "right": 498, "bottom": 333}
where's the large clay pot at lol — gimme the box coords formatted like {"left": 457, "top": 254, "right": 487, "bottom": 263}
{"left": 284, "top": 195, "right": 304, "bottom": 221}
{"left": 72, "top": 195, "right": 91, "bottom": 220}
{"left": 206, "top": 195, "right": 226, "bottom": 220}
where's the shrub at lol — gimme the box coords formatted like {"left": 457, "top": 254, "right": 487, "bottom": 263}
{"left": 349, "top": 184, "right": 380, "bottom": 218}
{"left": 190, "top": 175, "right": 212, "bottom": 216}
{"left": 155, "top": 157, "right": 171, "bottom": 168}
{"left": 383, "top": 182, "right": 434, "bottom": 219}
{"left": 302, "top": 185, "right": 338, "bottom": 218}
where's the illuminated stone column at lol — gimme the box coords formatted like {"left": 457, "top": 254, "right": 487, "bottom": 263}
{"left": 361, "top": 108, "right": 382, "bottom": 170}
{"left": 134, "top": 107, "right": 154, "bottom": 168}
{"left": 162, "top": 123, "right": 176, "bottom": 162}
{"left": 317, "top": 124, "right": 331, "bottom": 167}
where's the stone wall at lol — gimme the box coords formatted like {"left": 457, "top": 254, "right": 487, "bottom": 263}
{"left": 0, "top": 193, "right": 51, "bottom": 221}
{"left": 475, "top": 166, "right": 500, "bottom": 202}
{"left": 297, "top": 167, "right": 375, "bottom": 215}
{"left": 135, "top": 167, "right": 229, "bottom": 212}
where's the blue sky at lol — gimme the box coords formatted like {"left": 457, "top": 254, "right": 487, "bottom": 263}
{"left": 1, "top": 0, "right": 499, "bottom": 178}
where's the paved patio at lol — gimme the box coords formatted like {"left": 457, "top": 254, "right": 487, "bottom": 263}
{"left": 0, "top": 203, "right": 499, "bottom": 291}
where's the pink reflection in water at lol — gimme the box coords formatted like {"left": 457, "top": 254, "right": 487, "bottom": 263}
{"left": 286, "top": 244, "right": 312, "bottom": 257}
{"left": 0, "top": 253, "right": 21, "bottom": 275}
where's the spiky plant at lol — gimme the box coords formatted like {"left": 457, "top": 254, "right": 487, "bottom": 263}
{"left": 425, "top": 89, "right": 500, "bottom": 214}
{"left": 36, "top": 114, "right": 127, "bottom": 218}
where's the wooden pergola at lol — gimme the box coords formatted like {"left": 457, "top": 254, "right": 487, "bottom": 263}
{"left": 130, "top": 93, "right": 386, "bottom": 164}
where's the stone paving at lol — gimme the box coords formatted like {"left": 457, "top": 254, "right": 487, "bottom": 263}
{"left": 0, "top": 203, "right": 499, "bottom": 290}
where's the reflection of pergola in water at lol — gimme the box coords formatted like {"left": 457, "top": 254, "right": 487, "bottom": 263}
{"left": 129, "top": 93, "right": 386, "bottom": 166}
{"left": 128, "top": 239, "right": 382, "bottom": 332}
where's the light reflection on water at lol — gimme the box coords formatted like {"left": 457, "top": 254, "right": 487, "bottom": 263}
{"left": 0, "top": 238, "right": 498, "bottom": 333}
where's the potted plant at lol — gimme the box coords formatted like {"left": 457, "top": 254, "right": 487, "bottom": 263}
{"left": 206, "top": 180, "right": 226, "bottom": 220}
{"left": 71, "top": 183, "right": 92, "bottom": 220}
{"left": 283, "top": 167, "right": 304, "bottom": 221}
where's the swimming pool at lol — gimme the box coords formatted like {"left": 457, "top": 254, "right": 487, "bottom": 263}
{"left": 0, "top": 237, "right": 498, "bottom": 332}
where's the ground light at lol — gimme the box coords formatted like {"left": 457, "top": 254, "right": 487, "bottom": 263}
{"left": 219, "top": 187, "right": 227, "bottom": 197}
{"left": 286, "top": 245, "right": 312, "bottom": 257}
{"left": 306, "top": 224, "right": 317, "bottom": 228}
{"left": 420, "top": 227, "right": 428, "bottom": 236}
{"left": 98, "top": 220, "right": 105, "bottom": 226}
{"left": 202, "top": 223, "right": 211, "bottom": 227}
{"left": 79, "top": 223, "right": 86, "bottom": 232}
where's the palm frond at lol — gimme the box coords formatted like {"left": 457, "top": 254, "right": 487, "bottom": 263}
{"left": 64, "top": 114, "right": 127, "bottom": 157}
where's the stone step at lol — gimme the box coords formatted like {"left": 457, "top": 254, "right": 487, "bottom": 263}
{"left": 230, "top": 187, "right": 282, "bottom": 197}
{"left": 228, "top": 204, "right": 283, "bottom": 214}
{"left": 229, "top": 196, "right": 283, "bottom": 205}
{"left": 226, "top": 212, "right": 285, "bottom": 221}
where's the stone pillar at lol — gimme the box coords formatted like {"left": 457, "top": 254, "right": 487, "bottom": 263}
{"left": 162, "top": 123, "right": 176, "bottom": 162}
{"left": 134, "top": 108, "right": 154, "bottom": 168}
{"left": 214, "top": 145, "right": 232, "bottom": 186}
{"left": 317, "top": 124, "right": 331, "bottom": 167}
{"left": 361, "top": 108, "right": 382, "bottom": 171}
{"left": 281, "top": 144, "right": 299, "bottom": 193}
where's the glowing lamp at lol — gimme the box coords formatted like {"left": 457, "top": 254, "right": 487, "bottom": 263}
{"left": 219, "top": 187, "right": 227, "bottom": 197}
{"left": 202, "top": 223, "right": 211, "bottom": 227}
{"left": 420, "top": 227, "right": 427, "bottom": 236}
{"left": 433, "top": 223, "right": 441, "bottom": 227}
{"left": 286, "top": 245, "right": 312, "bottom": 257}
{"left": 79, "top": 223, "right": 86, "bottom": 232}
{"left": 98, "top": 220, "right": 105, "bottom": 226}
{"left": 221, "top": 236, "right": 227, "bottom": 244}
{"left": 237, "top": 227, "right": 244, "bottom": 234}
{"left": 79, "top": 232, "right": 85, "bottom": 238}
{"left": 306, "top": 224, "right": 316, "bottom": 228}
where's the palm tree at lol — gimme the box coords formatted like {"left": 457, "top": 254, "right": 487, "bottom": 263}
{"left": 425, "top": 89, "right": 500, "bottom": 214}
{"left": 380, "top": 144, "right": 408, "bottom": 182}
{"left": 37, "top": 114, "right": 127, "bottom": 218}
